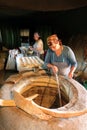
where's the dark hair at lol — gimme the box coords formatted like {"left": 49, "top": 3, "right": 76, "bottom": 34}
{"left": 34, "top": 32, "right": 41, "bottom": 39}
{"left": 58, "top": 39, "right": 62, "bottom": 46}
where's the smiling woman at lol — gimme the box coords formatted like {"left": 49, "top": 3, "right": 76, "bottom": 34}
{"left": 43, "top": 34, "right": 77, "bottom": 78}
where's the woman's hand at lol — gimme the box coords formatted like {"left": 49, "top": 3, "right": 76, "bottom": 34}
{"left": 47, "top": 64, "right": 58, "bottom": 74}
{"left": 68, "top": 66, "right": 76, "bottom": 78}
{"left": 52, "top": 65, "right": 58, "bottom": 74}
{"left": 29, "top": 46, "right": 33, "bottom": 50}
{"left": 68, "top": 72, "right": 74, "bottom": 78}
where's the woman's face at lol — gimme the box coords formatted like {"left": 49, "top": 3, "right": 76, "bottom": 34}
{"left": 48, "top": 40, "right": 60, "bottom": 51}
{"left": 34, "top": 33, "right": 39, "bottom": 41}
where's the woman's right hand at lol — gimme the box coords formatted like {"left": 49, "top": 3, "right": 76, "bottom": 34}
{"left": 29, "top": 46, "right": 33, "bottom": 50}
{"left": 47, "top": 64, "right": 58, "bottom": 74}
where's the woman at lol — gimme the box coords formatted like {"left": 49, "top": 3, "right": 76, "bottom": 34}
{"left": 32, "top": 32, "right": 44, "bottom": 59}
{"left": 43, "top": 34, "right": 77, "bottom": 78}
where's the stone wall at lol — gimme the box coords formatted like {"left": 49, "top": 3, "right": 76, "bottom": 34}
{"left": 68, "top": 34, "right": 87, "bottom": 80}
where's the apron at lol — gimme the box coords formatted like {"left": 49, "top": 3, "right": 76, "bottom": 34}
{"left": 51, "top": 53, "right": 71, "bottom": 77}
{"left": 53, "top": 62, "right": 71, "bottom": 77}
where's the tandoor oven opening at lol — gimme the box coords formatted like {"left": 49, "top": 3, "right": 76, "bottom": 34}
{"left": 22, "top": 85, "right": 69, "bottom": 108}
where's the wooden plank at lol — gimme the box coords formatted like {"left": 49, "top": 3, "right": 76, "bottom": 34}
{"left": 0, "top": 99, "right": 16, "bottom": 106}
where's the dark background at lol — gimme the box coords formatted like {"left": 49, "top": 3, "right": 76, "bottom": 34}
{"left": 0, "top": 6, "right": 87, "bottom": 49}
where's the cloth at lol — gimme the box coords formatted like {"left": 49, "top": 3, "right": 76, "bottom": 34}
{"left": 43, "top": 45, "right": 77, "bottom": 76}
{"left": 6, "top": 49, "right": 19, "bottom": 70}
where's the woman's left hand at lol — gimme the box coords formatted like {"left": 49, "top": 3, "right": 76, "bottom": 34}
{"left": 68, "top": 66, "right": 76, "bottom": 78}
{"left": 68, "top": 72, "right": 74, "bottom": 78}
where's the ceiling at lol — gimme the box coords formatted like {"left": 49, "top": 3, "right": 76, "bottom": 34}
{"left": 0, "top": 0, "right": 87, "bottom": 17}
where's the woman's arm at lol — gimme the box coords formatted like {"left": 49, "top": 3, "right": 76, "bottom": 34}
{"left": 67, "top": 47, "right": 77, "bottom": 78}
{"left": 43, "top": 49, "right": 58, "bottom": 74}
{"left": 42, "top": 49, "right": 52, "bottom": 69}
